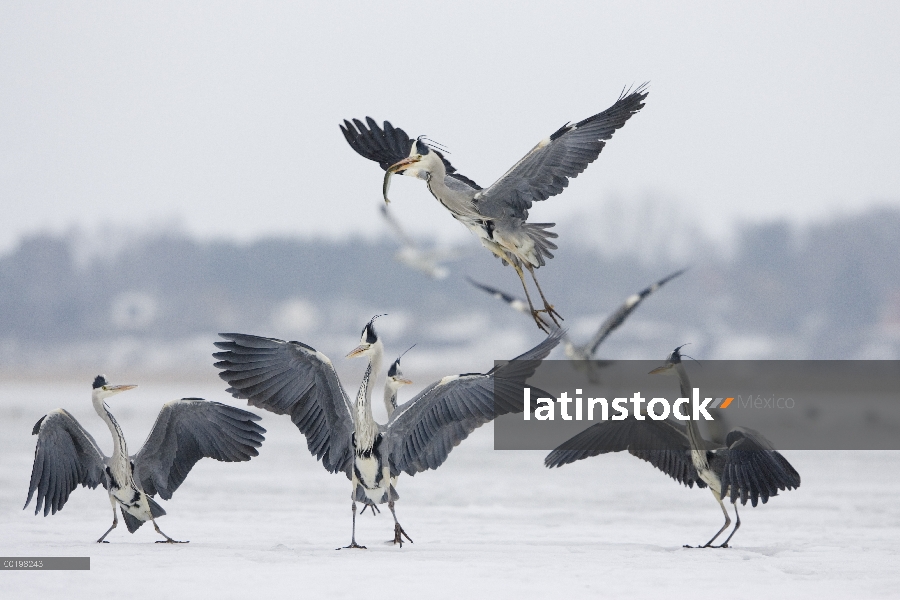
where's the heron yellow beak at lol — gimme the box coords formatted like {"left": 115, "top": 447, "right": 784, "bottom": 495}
{"left": 648, "top": 365, "right": 672, "bottom": 375}
{"left": 396, "top": 377, "right": 413, "bottom": 386}
{"left": 346, "top": 345, "right": 370, "bottom": 359}
{"left": 107, "top": 384, "right": 137, "bottom": 394}
{"left": 383, "top": 155, "right": 422, "bottom": 204}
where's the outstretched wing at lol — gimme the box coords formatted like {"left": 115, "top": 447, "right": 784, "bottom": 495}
{"left": 386, "top": 330, "right": 563, "bottom": 476}
{"left": 213, "top": 333, "right": 355, "bottom": 475}
{"left": 340, "top": 117, "right": 481, "bottom": 189}
{"left": 132, "top": 399, "right": 266, "bottom": 500}
{"left": 586, "top": 268, "right": 686, "bottom": 355}
{"left": 24, "top": 409, "right": 108, "bottom": 516}
{"left": 474, "top": 85, "right": 648, "bottom": 220}
{"left": 545, "top": 417, "right": 706, "bottom": 489}
{"left": 718, "top": 427, "right": 801, "bottom": 507}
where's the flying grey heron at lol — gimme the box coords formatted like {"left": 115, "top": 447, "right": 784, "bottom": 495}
{"left": 544, "top": 346, "right": 800, "bottom": 548}
{"left": 380, "top": 205, "right": 459, "bottom": 279}
{"left": 24, "top": 375, "right": 266, "bottom": 543}
{"left": 468, "top": 268, "right": 685, "bottom": 362}
{"left": 341, "top": 85, "right": 648, "bottom": 332}
{"left": 213, "top": 319, "right": 562, "bottom": 549}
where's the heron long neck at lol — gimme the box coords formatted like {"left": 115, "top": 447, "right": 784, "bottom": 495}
{"left": 354, "top": 347, "right": 382, "bottom": 451}
{"left": 422, "top": 156, "right": 480, "bottom": 221}
{"left": 92, "top": 395, "right": 128, "bottom": 461}
{"left": 675, "top": 363, "right": 709, "bottom": 471}
{"left": 383, "top": 384, "right": 398, "bottom": 419}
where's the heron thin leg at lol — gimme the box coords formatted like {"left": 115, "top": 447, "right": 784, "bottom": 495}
{"left": 96, "top": 496, "right": 118, "bottom": 543}
{"left": 511, "top": 262, "right": 549, "bottom": 333}
{"left": 700, "top": 492, "right": 731, "bottom": 548}
{"left": 388, "top": 500, "right": 413, "bottom": 547}
{"left": 152, "top": 518, "right": 188, "bottom": 544}
{"left": 526, "top": 265, "right": 563, "bottom": 326}
{"left": 339, "top": 501, "right": 367, "bottom": 550}
{"left": 717, "top": 502, "right": 741, "bottom": 548}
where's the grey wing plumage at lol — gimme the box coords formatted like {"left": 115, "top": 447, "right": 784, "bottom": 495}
{"left": 586, "top": 268, "right": 686, "bottom": 355}
{"left": 213, "top": 333, "right": 355, "bottom": 474}
{"left": 387, "top": 330, "right": 564, "bottom": 476}
{"left": 474, "top": 85, "right": 648, "bottom": 219}
{"left": 340, "top": 117, "right": 480, "bottom": 189}
{"left": 341, "top": 117, "right": 415, "bottom": 171}
{"left": 718, "top": 427, "right": 801, "bottom": 507}
{"left": 132, "top": 399, "right": 266, "bottom": 500}
{"left": 545, "top": 417, "right": 706, "bottom": 489}
{"left": 24, "top": 409, "right": 108, "bottom": 516}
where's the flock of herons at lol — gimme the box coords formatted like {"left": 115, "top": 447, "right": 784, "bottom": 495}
{"left": 24, "top": 85, "right": 800, "bottom": 550}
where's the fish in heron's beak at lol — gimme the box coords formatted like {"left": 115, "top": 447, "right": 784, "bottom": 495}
{"left": 383, "top": 155, "right": 422, "bottom": 204}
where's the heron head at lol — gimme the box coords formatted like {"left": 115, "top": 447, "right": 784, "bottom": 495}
{"left": 386, "top": 356, "right": 413, "bottom": 389}
{"left": 385, "top": 138, "right": 442, "bottom": 179}
{"left": 648, "top": 345, "right": 687, "bottom": 375}
{"left": 346, "top": 315, "right": 385, "bottom": 359}
{"left": 91, "top": 375, "right": 137, "bottom": 399}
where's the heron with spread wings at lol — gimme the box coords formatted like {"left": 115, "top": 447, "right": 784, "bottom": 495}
{"left": 545, "top": 347, "right": 800, "bottom": 547}
{"left": 24, "top": 376, "right": 265, "bottom": 543}
{"left": 341, "top": 86, "right": 648, "bottom": 331}
{"left": 214, "top": 319, "right": 561, "bottom": 548}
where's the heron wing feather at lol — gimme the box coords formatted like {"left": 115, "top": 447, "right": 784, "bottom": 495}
{"left": 132, "top": 399, "right": 265, "bottom": 500}
{"left": 718, "top": 427, "right": 801, "bottom": 506}
{"left": 24, "top": 409, "right": 107, "bottom": 516}
{"left": 387, "top": 331, "right": 562, "bottom": 476}
{"left": 545, "top": 417, "right": 705, "bottom": 488}
{"left": 340, "top": 118, "right": 477, "bottom": 189}
{"left": 474, "top": 86, "right": 648, "bottom": 220}
{"left": 214, "top": 333, "right": 355, "bottom": 475}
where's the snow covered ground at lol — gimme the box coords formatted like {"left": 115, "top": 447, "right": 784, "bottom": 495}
{"left": 2, "top": 381, "right": 899, "bottom": 599}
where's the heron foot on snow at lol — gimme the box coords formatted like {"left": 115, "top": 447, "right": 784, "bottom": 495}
{"left": 153, "top": 521, "right": 187, "bottom": 543}
{"left": 338, "top": 542, "right": 367, "bottom": 550}
{"left": 391, "top": 522, "right": 413, "bottom": 547}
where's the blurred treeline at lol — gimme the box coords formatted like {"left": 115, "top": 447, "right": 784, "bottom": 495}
{"left": 1, "top": 206, "right": 898, "bottom": 376}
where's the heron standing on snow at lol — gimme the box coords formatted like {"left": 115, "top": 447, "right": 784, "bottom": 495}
{"left": 545, "top": 346, "right": 800, "bottom": 547}
{"left": 214, "top": 318, "right": 561, "bottom": 548}
{"left": 341, "top": 86, "right": 648, "bottom": 331}
{"left": 24, "top": 376, "right": 266, "bottom": 543}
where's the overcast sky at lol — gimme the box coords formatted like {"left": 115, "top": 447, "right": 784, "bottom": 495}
{"left": 1, "top": 1, "right": 898, "bottom": 252}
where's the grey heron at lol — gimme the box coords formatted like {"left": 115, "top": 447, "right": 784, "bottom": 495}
{"left": 359, "top": 348, "right": 414, "bottom": 518}
{"left": 213, "top": 319, "right": 562, "bottom": 549}
{"left": 384, "top": 348, "right": 414, "bottom": 419}
{"left": 544, "top": 346, "right": 801, "bottom": 548}
{"left": 380, "top": 205, "right": 458, "bottom": 279}
{"left": 24, "top": 375, "right": 266, "bottom": 543}
{"left": 468, "top": 268, "right": 685, "bottom": 362}
{"left": 341, "top": 85, "right": 648, "bottom": 331}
